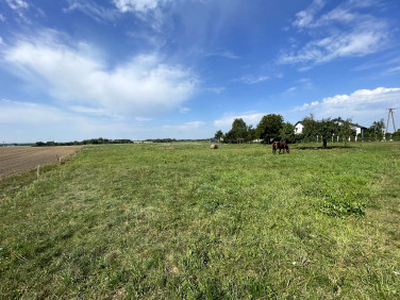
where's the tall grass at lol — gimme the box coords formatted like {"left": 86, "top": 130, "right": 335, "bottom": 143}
{"left": 1, "top": 142, "right": 400, "bottom": 298}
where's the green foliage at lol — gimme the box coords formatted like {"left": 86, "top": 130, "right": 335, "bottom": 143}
{"left": 214, "top": 130, "right": 224, "bottom": 141}
{"left": 368, "top": 119, "right": 385, "bottom": 134}
{"left": 335, "top": 118, "right": 355, "bottom": 145}
{"left": 301, "top": 115, "right": 353, "bottom": 148}
{"left": 247, "top": 125, "right": 257, "bottom": 142}
{"left": 255, "top": 114, "right": 284, "bottom": 143}
{"left": 224, "top": 118, "right": 250, "bottom": 143}
{"left": 280, "top": 122, "right": 295, "bottom": 143}
{"left": 1, "top": 142, "right": 400, "bottom": 299}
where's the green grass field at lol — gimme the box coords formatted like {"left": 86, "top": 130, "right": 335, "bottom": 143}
{"left": 1, "top": 142, "right": 400, "bottom": 299}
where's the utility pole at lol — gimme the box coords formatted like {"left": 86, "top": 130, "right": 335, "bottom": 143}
{"left": 383, "top": 108, "right": 396, "bottom": 140}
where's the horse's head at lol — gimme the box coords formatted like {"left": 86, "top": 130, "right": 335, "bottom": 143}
{"left": 286, "top": 145, "right": 290, "bottom": 154}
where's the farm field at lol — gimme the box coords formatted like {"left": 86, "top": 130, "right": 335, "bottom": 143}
{"left": 0, "top": 146, "right": 82, "bottom": 178}
{"left": 1, "top": 142, "right": 400, "bottom": 298}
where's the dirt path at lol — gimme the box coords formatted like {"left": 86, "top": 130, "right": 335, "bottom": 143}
{"left": 0, "top": 146, "right": 82, "bottom": 178}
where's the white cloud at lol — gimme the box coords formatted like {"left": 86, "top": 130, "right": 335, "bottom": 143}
{"left": 281, "top": 28, "right": 389, "bottom": 66}
{"left": 292, "top": 0, "right": 326, "bottom": 29}
{"left": 206, "top": 50, "right": 241, "bottom": 60}
{"left": 2, "top": 30, "right": 197, "bottom": 117}
{"left": 239, "top": 75, "right": 269, "bottom": 85}
{"left": 386, "top": 66, "right": 400, "bottom": 74}
{"left": 281, "top": 1, "right": 391, "bottom": 68}
{"left": 5, "top": 0, "right": 30, "bottom": 21}
{"left": 0, "top": 14, "right": 6, "bottom": 22}
{"left": 179, "top": 107, "right": 190, "bottom": 114}
{"left": 0, "top": 98, "right": 120, "bottom": 142}
{"left": 292, "top": 87, "right": 400, "bottom": 125}
{"left": 293, "top": 101, "right": 319, "bottom": 111}
{"left": 113, "top": 0, "right": 168, "bottom": 13}
{"left": 0, "top": 98, "right": 213, "bottom": 143}
{"left": 64, "top": 0, "right": 117, "bottom": 22}
{"left": 162, "top": 121, "right": 206, "bottom": 131}
{"left": 0, "top": 99, "right": 66, "bottom": 124}
{"left": 135, "top": 117, "right": 153, "bottom": 122}
{"left": 214, "top": 111, "right": 265, "bottom": 130}
{"left": 6, "top": 0, "right": 29, "bottom": 10}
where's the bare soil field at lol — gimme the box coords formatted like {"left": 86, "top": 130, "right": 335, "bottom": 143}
{"left": 0, "top": 146, "right": 82, "bottom": 178}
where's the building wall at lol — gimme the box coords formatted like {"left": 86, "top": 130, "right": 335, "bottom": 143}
{"left": 295, "top": 123, "right": 304, "bottom": 134}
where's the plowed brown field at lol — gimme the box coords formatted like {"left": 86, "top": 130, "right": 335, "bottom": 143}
{"left": 0, "top": 146, "right": 82, "bottom": 178}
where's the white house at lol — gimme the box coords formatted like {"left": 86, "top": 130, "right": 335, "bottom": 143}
{"left": 350, "top": 123, "right": 367, "bottom": 140}
{"left": 294, "top": 122, "right": 304, "bottom": 134}
{"left": 294, "top": 120, "right": 366, "bottom": 140}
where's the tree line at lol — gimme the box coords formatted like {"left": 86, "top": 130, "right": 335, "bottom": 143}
{"left": 34, "top": 138, "right": 209, "bottom": 146}
{"left": 215, "top": 114, "right": 400, "bottom": 149}
{"left": 215, "top": 114, "right": 295, "bottom": 145}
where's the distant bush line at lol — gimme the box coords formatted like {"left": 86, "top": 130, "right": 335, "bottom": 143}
{"left": 33, "top": 138, "right": 209, "bottom": 146}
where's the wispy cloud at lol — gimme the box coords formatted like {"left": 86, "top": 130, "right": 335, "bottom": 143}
{"left": 292, "top": 0, "right": 326, "bottom": 29}
{"left": 162, "top": 121, "right": 206, "bottom": 131}
{"left": 238, "top": 75, "right": 269, "bottom": 85}
{"left": 5, "top": 0, "right": 30, "bottom": 21}
{"left": 179, "top": 107, "right": 190, "bottom": 114}
{"left": 64, "top": 0, "right": 117, "bottom": 22}
{"left": 214, "top": 111, "right": 265, "bottom": 130}
{"left": 205, "top": 87, "right": 225, "bottom": 94}
{"left": 1, "top": 30, "right": 198, "bottom": 117}
{"left": 280, "top": 0, "right": 392, "bottom": 68}
{"left": 6, "top": 0, "right": 29, "bottom": 10}
{"left": 386, "top": 66, "right": 400, "bottom": 74}
{"left": 0, "top": 98, "right": 122, "bottom": 142}
{"left": 113, "top": 0, "right": 169, "bottom": 13}
{"left": 206, "top": 50, "right": 241, "bottom": 60}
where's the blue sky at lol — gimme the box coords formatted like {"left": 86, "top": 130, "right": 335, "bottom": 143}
{"left": 1, "top": 0, "right": 399, "bottom": 143}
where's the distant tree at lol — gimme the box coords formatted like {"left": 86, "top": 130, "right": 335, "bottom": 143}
{"left": 225, "top": 118, "right": 249, "bottom": 143}
{"left": 255, "top": 114, "right": 284, "bottom": 143}
{"left": 334, "top": 118, "right": 354, "bottom": 145}
{"left": 393, "top": 130, "right": 400, "bottom": 140}
{"left": 247, "top": 125, "right": 257, "bottom": 142}
{"left": 280, "top": 122, "right": 295, "bottom": 143}
{"left": 214, "top": 130, "right": 224, "bottom": 141}
{"left": 302, "top": 115, "right": 344, "bottom": 148}
{"left": 368, "top": 119, "right": 385, "bottom": 134}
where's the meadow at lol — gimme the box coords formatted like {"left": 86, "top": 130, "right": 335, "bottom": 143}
{"left": 1, "top": 142, "right": 399, "bottom": 299}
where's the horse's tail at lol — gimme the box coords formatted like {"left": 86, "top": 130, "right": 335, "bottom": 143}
{"left": 272, "top": 142, "right": 277, "bottom": 154}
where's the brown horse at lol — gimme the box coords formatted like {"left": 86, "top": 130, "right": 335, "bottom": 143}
{"left": 272, "top": 141, "right": 290, "bottom": 154}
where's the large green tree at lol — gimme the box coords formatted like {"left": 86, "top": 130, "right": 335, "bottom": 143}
{"left": 255, "top": 114, "right": 284, "bottom": 143}
{"left": 225, "top": 118, "right": 249, "bottom": 143}
{"left": 302, "top": 115, "right": 351, "bottom": 148}
{"left": 280, "top": 122, "right": 295, "bottom": 143}
{"left": 334, "top": 118, "right": 355, "bottom": 144}
{"left": 214, "top": 130, "right": 224, "bottom": 141}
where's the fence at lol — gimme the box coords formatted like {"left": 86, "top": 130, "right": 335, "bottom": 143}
{"left": 297, "top": 134, "right": 400, "bottom": 143}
